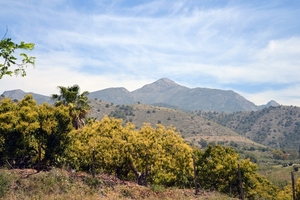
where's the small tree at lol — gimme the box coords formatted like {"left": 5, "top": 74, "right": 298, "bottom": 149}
{"left": 52, "top": 84, "right": 90, "bottom": 129}
{"left": 198, "top": 139, "right": 208, "bottom": 148}
{"left": 194, "top": 145, "right": 278, "bottom": 199}
{"left": 0, "top": 95, "right": 72, "bottom": 169}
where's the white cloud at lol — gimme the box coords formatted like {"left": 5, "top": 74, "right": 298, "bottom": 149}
{"left": 1, "top": 0, "right": 300, "bottom": 106}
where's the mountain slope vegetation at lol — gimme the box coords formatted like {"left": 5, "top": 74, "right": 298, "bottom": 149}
{"left": 196, "top": 105, "right": 300, "bottom": 149}
{"left": 87, "top": 98, "right": 264, "bottom": 149}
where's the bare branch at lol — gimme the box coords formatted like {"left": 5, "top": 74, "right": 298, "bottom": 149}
{"left": 1, "top": 25, "right": 8, "bottom": 40}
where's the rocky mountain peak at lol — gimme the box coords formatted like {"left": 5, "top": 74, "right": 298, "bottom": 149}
{"left": 134, "top": 78, "right": 183, "bottom": 92}
{"left": 156, "top": 78, "right": 176, "bottom": 84}
{"left": 266, "top": 100, "right": 280, "bottom": 107}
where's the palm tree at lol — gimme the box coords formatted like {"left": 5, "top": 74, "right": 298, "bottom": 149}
{"left": 52, "top": 84, "right": 90, "bottom": 129}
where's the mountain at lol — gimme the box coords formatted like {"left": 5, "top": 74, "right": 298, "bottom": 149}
{"left": 89, "top": 87, "right": 134, "bottom": 105}
{"left": 1, "top": 78, "right": 278, "bottom": 112}
{"left": 131, "top": 78, "right": 189, "bottom": 104}
{"left": 2, "top": 89, "right": 52, "bottom": 104}
{"left": 89, "top": 78, "right": 276, "bottom": 112}
{"left": 131, "top": 78, "right": 259, "bottom": 112}
{"left": 2, "top": 89, "right": 26, "bottom": 100}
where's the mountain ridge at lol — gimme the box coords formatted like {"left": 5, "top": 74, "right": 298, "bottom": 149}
{"left": 94, "top": 78, "right": 279, "bottom": 112}
{"left": 2, "top": 89, "right": 53, "bottom": 104}
{"left": 1, "top": 78, "right": 279, "bottom": 112}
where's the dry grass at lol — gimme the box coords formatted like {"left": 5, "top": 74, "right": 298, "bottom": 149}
{"left": 258, "top": 164, "right": 299, "bottom": 190}
{"left": 0, "top": 168, "right": 236, "bottom": 200}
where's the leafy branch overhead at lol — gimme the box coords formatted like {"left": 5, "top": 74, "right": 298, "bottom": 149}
{"left": 0, "top": 38, "right": 35, "bottom": 79}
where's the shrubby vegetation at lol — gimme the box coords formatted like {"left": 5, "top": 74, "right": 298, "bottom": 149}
{"left": 0, "top": 94, "right": 298, "bottom": 199}
{"left": 108, "top": 105, "right": 134, "bottom": 121}
{"left": 0, "top": 95, "right": 72, "bottom": 169}
{"left": 195, "top": 145, "right": 278, "bottom": 199}
{"left": 66, "top": 116, "right": 193, "bottom": 187}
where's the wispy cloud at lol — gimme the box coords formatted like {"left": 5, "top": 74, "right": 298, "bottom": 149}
{"left": 0, "top": 0, "right": 300, "bottom": 106}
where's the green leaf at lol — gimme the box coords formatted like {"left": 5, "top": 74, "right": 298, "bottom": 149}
{"left": 0, "top": 38, "right": 35, "bottom": 79}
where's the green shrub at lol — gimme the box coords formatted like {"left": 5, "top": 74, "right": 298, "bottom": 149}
{"left": 150, "top": 184, "right": 165, "bottom": 193}
{"left": 245, "top": 152, "right": 258, "bottom": 163}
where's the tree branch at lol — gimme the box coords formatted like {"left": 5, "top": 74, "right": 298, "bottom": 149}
{"left": 1, "top": 25, "right": 8, "bottom": 40}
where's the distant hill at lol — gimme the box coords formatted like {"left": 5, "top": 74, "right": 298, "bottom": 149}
{"left": 1, "top": 78, "right": 278, "bottom": 112}
{"left": 89, "top": 87, "right": 134, "bottom": 105}
{"left": 196, "top": 105, "right": 300, "bottom": 149}
{"left": 2, "top": 89, "right": 53, "bottom": 104}
{"left": 89, "top": 78, "right": 278, "bottom": 112}
{"left": 2, "top": 89, "right": 26, "bottom": 100}
{"left": 258, "top": 100, "right": 280, "bottom": 109}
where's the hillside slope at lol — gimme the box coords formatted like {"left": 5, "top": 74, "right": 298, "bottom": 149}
{"left": 87, "top": 99, "right": 264, "bottom": 149}
{"left": 196, "top": 105, "right": 300, "bottom": 149}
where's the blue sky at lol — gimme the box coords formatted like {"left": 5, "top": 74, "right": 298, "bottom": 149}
{"left": 0, "top": 0, "right": 300, "bottom": 106}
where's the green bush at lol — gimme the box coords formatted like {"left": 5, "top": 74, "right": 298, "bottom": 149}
{"left": 150, "top": 184, "right": 165, "bottom": 193}
{"left": 245, "top": 152, "right": 258, "bottom": 163}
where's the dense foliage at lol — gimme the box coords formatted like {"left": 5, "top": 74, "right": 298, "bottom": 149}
{"left": 194, "top": 145, "right": 278, "bottom": 199}
{"left": 66, "top": 116, "right": 193, "bottom": 187}
{"left": 0, "top": 95, "right": 72, "bottom": 169}
{"left": 276, "top": 177, "right": 300, "bottom": 200}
